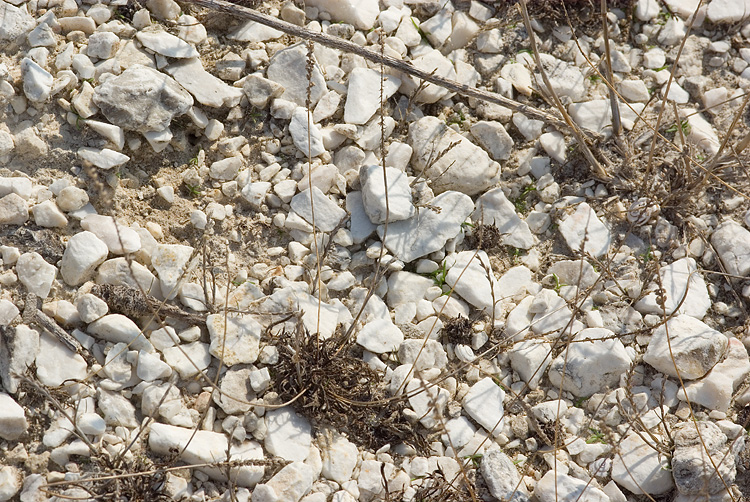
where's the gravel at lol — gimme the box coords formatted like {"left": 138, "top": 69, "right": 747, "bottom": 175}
{"left": 2, "top": 0, "right": 750, "bottom": 501}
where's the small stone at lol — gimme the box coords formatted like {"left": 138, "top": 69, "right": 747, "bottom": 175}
{"left": 81, "top": 214, "right": 141, "bottom": 254}
{"left": 36, "top": 332, "right": 88, "bottom": 387}
{"left": 407, "top": 377, "right": 449, "bottom": 428}
{"left": 480, "top": 449, "right": 530, "bottom": 502}
{"left": 0, "top": 325, "right": 38, "bottom": 393}
{"left": 206, "top": 313, "right": 262, "bottom": 366}
{"left": 31, "top": 200, "right": 67, "bottom": 228}
{"left": 618, "top": 79, "right": 650, "bottom": 102}
{"left": 400, "top": 49, "right": 456, "bottom": 104}
{"left": 289, "top": 106, "right": 325, "bottom": 157}
{"left": 0, "top": 393, "right": 27, "bottom": 440}
{"left": 241, "top": 181, "right": 271, "bottom": 209}
{"left": 558, "top": 202, "right": 611, "bottom": 258}
{"left": 680, "top": 338, "right": 750, "bottom": 412}
{"left": 379, "top": 191, "right": 473, "bottom": 263}
{"left": 410, "top": 116, "right": 499, "bottom": 195}
{"left": 165, "top": 58, "right": 243, "bottom": 108}
{"left": 635, "top": 257, "right": 710, "bottom": 319}
{"left": 266, "top": 43, "right": 326, "bottom": 107}
{"left": 470, "top": 121, "right": 513, "bottom": 161}
{"left": 149, "top": 423, "right": 264, "bottom": 487}
{"left": 643, "top": 314, "right": 728, "bottom": 380}
{"left": 657, "top": 16, "right": 686, "bottom": 45}
{"left": 16, "top": 252, "right": 56, "bottom": 298}
{"left": 136, "top": 29, "right": 198, "bottom": 58}
{"left": 711, "top": 220, "right": 750, "bottom": 277}
{"left": 77, "top": 147, "right": 129, "bottom": 170}
{"left": 210, "top": 156, "right": 242, "bottom": 181}
{"left": 611, "top": 433, "right": 674, "bottom": 495}
{"left": 214, "top": 366, "right": 255, "bottom": 414}
{"left": 473, "top": 187, "right": 535, "bottom": 249}
{"left": 21, "top": 57, "right": 52, "bottom": 102}
{"left": 56, "top": 186, "right": 89, "bottom": 212}
{"left": 463, "top": 377, "right": 505, "bottom": 437}
{"left": 76, "top": 293, "right": 108, "bottom": 323}
{"left": 60, "top": 231, "right": 109, "bottom": 286}
{"left": 87, "top": 314, "right": 152, "bottom": 351}
{"left": 356, "top": 318, "right": 404, "bottom": 353}
{"left": 0, "top": 193, "right": 29, "bottom": 225}
{"left": 265, "top": 408, "right": 312, "bottom": 462}
{"left": 242, "top": 74, "right": 284, "bottom": 109}
{"left": 534, "top": 470, "right": 609, "bottom": 502}
{"left": 152, "top": 243, "right": 194, "bottom": 299}
{"left": 344, "top": 68, "right": 400, "bottom": 125}
{"left": 0, "top": 466, "right": 22, "bottom": 501}
{"left": 320, "top": 433, "right": 358, "bottom": 483}
{"left": 360, "top": 165, "right": 414, "bottom": 224}
{"left": 707, "top": 0, "right": 750, "bottom": 23}
{"left": 509, "top": 339, "right": 551, "bottom": 390}
{"left": 0, "top": 2, "right": 35, "bottom": 42}
{"left": 87, "top": 32, "right": 119, "bottom": 59}
{"left": 228, "top": 20, "right": 283, "bottom": 42}
{"left": 176, "top": 14, "right": 206, "bottom": 44}
{"left": 290, "top": 187, "right": 345, "bottom": 232}
{"left": 162, "top": 341, "right": 211, "bottom": 378}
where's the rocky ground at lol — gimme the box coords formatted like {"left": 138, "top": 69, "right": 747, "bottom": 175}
{"left": 2, "top": 0, "right": 750, "bottom": 500}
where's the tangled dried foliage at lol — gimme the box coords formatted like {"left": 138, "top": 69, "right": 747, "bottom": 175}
{"left": 464, "top": 223, "right": 502, "bottom": 251}
{"left": 274, "top": 327, "right": 426, "bottom": 452}
{"left": 410, "top": 468, "right": 478, "bottom": 502}
{"left": 442, "top": 315, "right": 474, "bottom": 346}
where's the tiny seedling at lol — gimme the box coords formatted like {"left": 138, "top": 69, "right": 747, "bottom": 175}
{"left": 586, "top": 428, "right": 607, "bottom": 444}
{"left": 666, "top": 119, "right": 691, "bottom": 135}
{"left": 184, "top": 183, "right": 202, "bottom": 197}
{"left": 512, "top": 184, "right": 537, "bottom": 214}
{"left": 428, "top": 261, "right": 449, "bottom": 288}
{"left": 551, "top": 273, "right": 562, "bottom": 293}
{"left": 463, "top": 453, "right": 483, "bottom": 469}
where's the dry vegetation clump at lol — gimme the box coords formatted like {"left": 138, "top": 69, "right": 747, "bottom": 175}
{"left": 273, "top": 325, "right": 426, "bottom": 452}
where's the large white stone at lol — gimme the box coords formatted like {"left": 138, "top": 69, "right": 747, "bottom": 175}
{"left": 406, "top": 378, "right": 449, "bottom": 429}
{"left": 162, "top": 341, "right": 211, "bottom": 378}
{"left": 149, "top": 423, "right": 264, "bottom": 487}
{"left": 473, "top": 187, "right": 535, "bottom": 249}
{"left": 228, "top": 20, "right": 283, "bottom": 42}
{"left": 87, "top": 314, "right": 152, "bottom": 351}
{"left": 470, "top": 121, "right": 514, "bottom": 161}
{"left": 0, "top": 393, "right": 27, "bottom": 440}
{"left": 463, "top": 377, "right": 505, "bottom": 437}
{"left": 320, "top": 433, "right": 358, "bottom": 484}
{"left": 611, "top": 433, "right": 674, "bottom": 495}
{"left": 480, "top": 449, "right": 530, "bottom": 502}
{"left": 711, "top": 220, "right": 750, "bottom": 277}
{"left": 165, "top": 58, "right": 243, "bottom": 108}
{"left": 547, "top": 328, "right": 632, "bottom": 397}
{"left": 305, "top": 0, "right": 379, "bottom": 29}
{"left": 21, "top": 57, "right": 52, "bottom": 102}
{"left": 0, "top": 2, "right": 35, "bottom": 42}
{"left": 360, "top": 164, "right": 414, "bottom": 224}
{"left": 35, "top": 332, "right": 88, "bottom": 387}
{"left": 400, "top": 49, "right": 456, "bottom": 104}
{"left": 643, "top": 314, "right": 727, "bottom": 380}
{"left": 257, "top": 462, "right": 315, "bottom": 502}
{"left": 31, "top": 200, "right": 67, "bottom": 228}
{"left": 77, "top": 147, "right": 130, "bottom": 170}
{"left": 509, "top": 339, "right": 551, "bottom": 390}
{"left": 558, "top": 202, "right": 611, "bottom": 258}
{"left": 534, "top": 470, "right": 609, "bottom": 502}
{"left": 409, "top": 116, "right": 500, "bottom": 195}
{"left": 264, "top": 408, "right": 312, "bottom": 462}
{"left": 289, "top": 107, "right": 325, "bottom": 157}
{"left": 136, "top": 29, "right": 198, "bottom": 58}
{"left": 444, "top": 250, "right": 500, "bottom": 311}
{"left": 16, "top": 251, "right": 56, "bottom": 298}
{"left": 152, "top": 243, "right": 194, "bottom": 299}
{"left": 707, "top": 0, "right": 750, "bottom": 23}
{"left": 635, "top": 257, "right": 710, "bottom": 319}
{"left": 266, "top": 43, "right": 326, "bottom": 107}
{"left": 206, "top": 313, "right": 261, "bottom": 366}
{"left": 345, "top": 68, "right": 400, "bottom": 125}
{"left": 81, "top": 215, "right": 141, "bottom": 254}
{"left": 356, "top": 318, "right": 404, "bottom": 353}
{"left": 290, "top": 187, "right": 345, "bottom": 232}
{"left": 379, "top": 191, "right": 473, "bottom": 263}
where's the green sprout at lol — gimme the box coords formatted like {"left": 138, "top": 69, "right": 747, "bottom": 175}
{"left": 588, "top": 74, "right": 601, "bottom": 84}
{"left": 666, "top": 119, "right": 691, "bottom": 135}
{"left": 587, "top": 428, "right": 607, "bottom": 444}
{"left": 641, "top": 245, "right": 654, "bottom": 263}
{"left": 463, "top": 453, "right": 483, "bottom": 468}
{"left": 551, "top": 273, "right": 563, "bottom": 293}
{"left": 512, "top": 184, "right": 536, "bottom": 214}
{"left": 428, "top": 261, "right": 449, "bottom": 288}
{"left": 184, "top": 183, "right": 202, "bottom": 197}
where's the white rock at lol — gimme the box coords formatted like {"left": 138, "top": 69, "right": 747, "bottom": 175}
{"left": 357, "top": 318, "right": 404, "bottom": 353}
{"left": 379, "top": 191, "right": 473, "bottom": 263}
{"left": 305, "top": 0, "right": 379, "bottom": 29}
{"left": 149, "top": 423, "right": 264, "bottom": 487}
{"left": 386, "top": 271, "right": 433, "bottom": 307}
{"left": 442, "top": 416, "right": 476, "bottom": 448}
{"left": 96, "top": 257, "right": 159, "bottom": 296}
{"left": 35, "top": 332, "right": 88, "bottom": 387}
{"left": 136, "top": 29, "right": 198, "bottom": 58}
{"left": 77, "top": 413, "right": 106, "bottom": 436}
{"left": 72, "top": 54, "right": 95, "bottom": 80}
{"left": 228, "top": 20, "right": 283, "bottom": 42}
{"left": 0, "top": 324, "right": 37, "bottom": 392}
{"left": 513, "top": 113, "right": 544, "bottom": 141}
{"left": 243, "top": 74, "right": 284, "bottom": 109}
{"left": 87, "top": 314, "right": 152, "bottom": 351}
{"left": 290, "top": 187, "right": 345, "bottom": 232}
{"left": 81, "top": 214, "right": 141, "bottom": 254}
{"left": 611, "top": 433, "right": 674, "bottom": 495}
{"left": 77, "top": 147, "right": 130, "bottom": 170}
{"left": 539, "top": 131, "right": 567, "bottom": 163}
{"left": 152, "top": 243, "right": 194, "bottom": 299}
{"left": 406, "top": 378, "right": 449, "bottom": 429}
{"left": 0, "top": 466, "right": 21, "bottom": 501}
{"left": 83, "top": 120, "right": 125, "bottom": 150}
{"left": 0, "top": 393, "right": 27, "bottom": 440}
{"left": 529, "top": 288, "right": 573, "bottom": 336}
{"left": 500, "top": 63, "right": 533, "bottom": 96}
{"left": 266, "top": 44, "right": 326, "bottom": 107}
{"left": 0, "top": 177, "right": 32, "bottom": 199}
{"left": 0, "top": 2, "right": 35, "bottom": 42}
{"left": 398, "top": 339, "right": 447, "bottom": 371}
{"left": 265, "top": 408, "right": 312, "bottom": 462}
{"left": 635, "top": 257, "right": 710, "bottom": 319}
{"left": 0, "top": 194, "right": 28, "bottom": 225}
{"left": 444, "top": 250, "right": 500, "bottom": 311}
{"left": 680, "top": 337, "right": 750, "bottom": 412}
{"left": 643, "top": 314, "right": 727, "bottom": 380}
{"left": 470, "top": 121, "right": 514, "bottom": 161}
{"left": 345, "top": 68, "right": 400, "bottom": 125}
{"left": 162, "top": 341, "right": 211, "bottom": 378}
{"left": 60, "top": 231, "right": 108, "bottom": 286}
{"left": 102, "top": 342, "right": 133, "bottom": 385}
{"left": 558, "top": 202, "right": 611, "bottom": 258}
{"left": 409, "top": 116, "right": 500, "bottom": 195}
{"left": 463, "top": 377, "right": 505, "bottom": 437}
{"left": 360, "top": 165, "right": 414, "bottom": 224}
{"left": 548, "top": 328, "right": 632, "bottom": 397}
{"left": 136, "top": 350, "right": 172, "bottom": 381}
{"left": 712, "top": 220, "right": 750, "bottom": 277}
{"left": 177, "top": 14, "right": 207, "bottom": 44}
{"left": 320, "top": 433, "right": 358, "bottom": 483}
{"left": 400, "top": 49, "right": 457, "bottom": 104}
{"left": 312, "top": 90, "right": 341, "bottom": 122}
{"left": 707, "top": 0, "right": 750, "bottom": 23}
{"left": 534, "top": 470, "right": 609, "bottom": 502}
{"left": 76, "top": 293, "right": 108, "bottom": 323}
{"left": 258, "top": 462, "right": 315, "bottom": 502}
{"left": 16, "top": 251, "right": 56, "bottom": 298}
{"left": 420, "top": 8, "right": 452, "bottom": 47}
{"left": 31, "top": 200, "right": 67, "bottom": 227}
{"left": 536, "top": 54, "right": 586, "bottom": 101}
{"left": 263, "top": 288, "right": 341, "bottom": 340}
{"left": 473, "top": 187, "right": 535, "bottom": 249}
{"left": 635, "top": 0, "right": 661, "bottom": 20}
{"left": 206, "top": 313, "right": 261, "bottom": 366}
{"left": 346, "top": 191, "right": 377, "bottom": 244}
{"left": 662, "top": 81, "right": 690, "bottom": 104}
{"left": 21, "top": 57, "right": 52, "bottom": 102}
{"left": 242, "top": 181, "right": 272, "bottom": 209}
{"left": 480, "top": 449, "right": 530, "bottom": 502}
{"left": 289, "top": 107, "right": 325, "bottom": 157}
{"left": 619, "top": 79, "right": 650, "bottom": 102}
{"left": 683, "top": 109, "right": 721, "bottom": 155}
{"left": 657, "top": 16, "right": 686, "bottom": 45}
{"left": 88, "top": 32, "right": 119, "bottom": 59}
{"left": 165, "top": 58, "right": 243, "bottom": 108}
{"left": 508, "top": 338, "right": 550, "bottom": 391}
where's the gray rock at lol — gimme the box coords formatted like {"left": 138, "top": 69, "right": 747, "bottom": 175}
{"left": 480, "top": 449, "right": 530, "bottom": 502}
{"left": 611, "top": 432, "right": 674, "bottom": 495}
{"left": 290, "top": 187, "right": 345, "bottom": 232}
{"left": 672, "top": 421, "right": 735, "bottom": 495}
{"left": 0, "top": 2, "right": 35, "bottom": 42}
{"left": 165, "top": 58, "right": 243, "bottom": 108}
{"left": 643, "top": 314, "right": 727, "bottom": 380}
{"left": 470, "top": 121, "right": 513, "bottom": 161}
{"left": 0, "top": 193, "right": 28, "bottom": 226}
{"left": 378, "top": 191, "right": 473, "bottom": 263}
{"left": 0, "top": 325, "right": 39, "bottom": 393}
{"left": 242, "top": 74, "right": 284, "bottom": 109}
{"left": 266, "top": 43, "right": 326, "bottom": 107}
{"left": 214, "top": 366, "right": 255, "bottom": 414}
{"left": 136, "top": 30, "right": 199, "bottom": 58}
{"left": 93, "top": 64, "right": 193, "bottom": 133}
{"left": 409, "top": 116, "right": 500, "bottom": 196}
{"left": 346, "top": 191, "right": 377, "bottom": 244}
{"left": 473, "top": 187, "right": 535, "bottom": 249}
{"left": 21, "top": 57, "right": 52, "bottom": 102}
